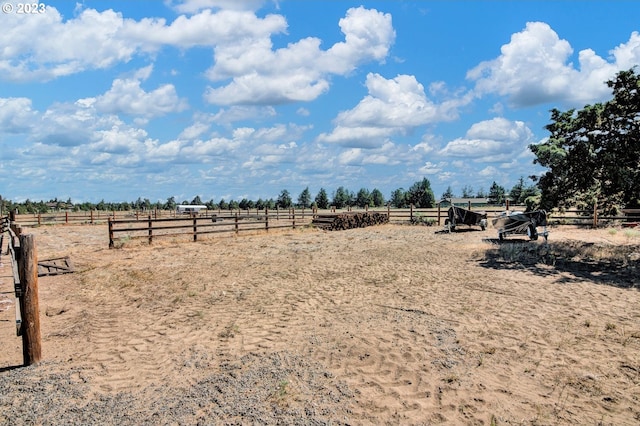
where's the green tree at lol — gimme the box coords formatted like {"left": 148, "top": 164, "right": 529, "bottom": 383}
{"left": 355, "top": 188, "right": 372, "bottom": 208}
{"left": 314, "top": 188, "right": 329, "bottom": 209}
{"left": 509, "top": 177, "right": 526, "bottom": 204}
{"left": 332, "top": 186, "right": 350, "bottom": 209}
{"left": 239, "top": 198, "right": 251, "bottom": 210}
{"left": 265, "top": 198, "right": 276, "bottom": 209}
{"left": 206, "top": 199, "right": 218, "bottom": 210}
{"left": 165, "top": 196, "right": 177, "bottom": 210}
{"left": 441, "top": 186, "right": 454, "bottom": 200}
{"left": 406, "top": 178, "right": 435, "bottom": 208}
{"left": 297, "top": 187, "right": 311, "bottom": 208}
{"left": 461, "top": 185, "right": 474, "bottom": 198}
{"left": 276, "top": 189, "right": 292, "bottom": 209}
{"left": 488, "top": 181, "right": 506, "bottom": 205}
{"left": 390, "top": 188, "right": 407, "bottom": 208}
{"left": 371, "top": 188, "right": 385, "bottom": 207}
{"left": 531, "top": 68, "right": 640, "bottom": 210}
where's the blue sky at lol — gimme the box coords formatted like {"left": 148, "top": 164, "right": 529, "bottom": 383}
{"left": 1, "top": 1, "right": 639, "bottom": 204}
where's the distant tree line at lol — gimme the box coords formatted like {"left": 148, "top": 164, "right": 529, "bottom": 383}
{"left": 1, "top": 176, "right": 539, "bottom": 215}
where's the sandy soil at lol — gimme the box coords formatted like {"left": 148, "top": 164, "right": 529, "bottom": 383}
{"left": 1, "top": 222, "right": 639, "bottom": 425}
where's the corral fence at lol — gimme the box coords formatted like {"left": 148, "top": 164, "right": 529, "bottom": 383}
{"left": 107, "top": 208, "right": 310, "bottom": 248}
{"left": 1, "top": 214, "right": 42, "bottom": 366}
{"left": 8, "top": 203, "right": 640, "bottom": 248}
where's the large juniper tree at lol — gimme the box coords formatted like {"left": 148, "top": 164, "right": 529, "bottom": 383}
{"left": 530, "top": 68, "right": 640, "bottom": 211}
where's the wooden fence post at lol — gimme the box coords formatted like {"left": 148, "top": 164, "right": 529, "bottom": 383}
{"left": 234, "top": 212, "right": 239, "bottom": 234}
{"left": 265, "top": 208, "right": 269, "bottom": 232}
{"left": 193, "top": 217, "right": 198, "bottom": 241}
{"left": 108, "top": 218, "right": 114, "bottom": 248}
{"left": 18, "top": 234, "right": 41, "bottom": 366}
{"left": 148, "top": 215, "right": 153, "bottom": 244}
{"left": 593, "top": 199, "right": 598, "bottom": 228}
{"left": 437, "top": 203, "right": 441, "bottom": 226}
{"left": 410, "top": 204, "right": 414, "bottom": 221}
{"left": 387, "top": 204, "right": 390, "bottom": 220}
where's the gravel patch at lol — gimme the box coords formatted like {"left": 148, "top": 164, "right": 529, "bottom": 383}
{"left": 0, "top": 352, "right": 355, "bottom": 425}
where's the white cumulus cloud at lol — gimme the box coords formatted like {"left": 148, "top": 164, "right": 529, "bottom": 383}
{"left": 204, "top": 7, "right": 395, "bottom": 105}
{"left": 468, "top": 22, "right": 640, "bottom": 107}
{"left": 439, "top": 117, "right": 534, "bottom": 163}
{"left": 318, "top": 73, "right": 467, "bottom": 148}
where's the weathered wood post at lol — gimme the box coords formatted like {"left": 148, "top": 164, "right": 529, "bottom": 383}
{"left": 90, "top": 210, "right": 94, "bottom": 224}
{"left": 593, "top": 199, "right": 598, "bottom": 228}
{"left": 108, "top": 218, "right": 114, "bottom": 248}
{"left": 410, "top": 204, "right": 414, "bottom": 222}
{"left": 387, "top": 204, "right": 390, "bottom": 220}
{"left": 65, "top": 211, "right": 69, "bottom": 224}
{"left": 193, "top": 217, "right": 198, "bottom": 242}
{"left": 234, "top": 212, "right": 239, "bottom": 234}
{"left": 437, "top": 202, "right": 441, "bottom": 226}
{"left": 148, "top": 215, "right": 153, "bottom": 244}
{"left": 18, "top": 234, "right": 42, "bottom": 366}
{"left": 265, "top": 207, "right": 269, "bottom": 232}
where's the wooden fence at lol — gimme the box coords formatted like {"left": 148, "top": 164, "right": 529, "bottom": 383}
{"left": 8, "top": 204, "right": 640, "bottom": 248}
{"left": 107, "top": 209, "right": 308, "bottom": 248}
{"left": 1, "top": 215, "right": 42, "bottom": 366}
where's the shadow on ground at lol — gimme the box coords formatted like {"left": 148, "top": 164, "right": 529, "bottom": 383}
{"left": 479, "top": 239, "right": 640, "bottom": 289}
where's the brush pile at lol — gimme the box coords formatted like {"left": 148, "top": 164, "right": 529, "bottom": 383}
{"left": 312, "top": 212, "right": 389, "bottom": 231}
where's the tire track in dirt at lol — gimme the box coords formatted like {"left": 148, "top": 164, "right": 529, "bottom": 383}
{"left": 15, "top": 224, "right": 640, "bottom": 425}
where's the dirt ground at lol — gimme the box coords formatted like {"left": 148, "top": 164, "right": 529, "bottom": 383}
{"left": 1, "top": 222, "right": 639, "bottom": 425}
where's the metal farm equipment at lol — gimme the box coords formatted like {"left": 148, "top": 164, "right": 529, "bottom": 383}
{"left": 443, "top": 205, "right": 487, "bottom": 232}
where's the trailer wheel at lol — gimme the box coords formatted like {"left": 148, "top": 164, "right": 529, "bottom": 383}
{"left": 527, "top": 224, "right": 538, "bottom": 241}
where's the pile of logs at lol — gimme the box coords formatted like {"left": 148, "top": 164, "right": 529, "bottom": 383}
{"left": 311, "top": 212, "right": 389, "bottom": 231}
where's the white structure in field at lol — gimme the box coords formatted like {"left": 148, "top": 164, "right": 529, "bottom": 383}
{"left": 176, "top": 205, "right": 207, "bottom": 214}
